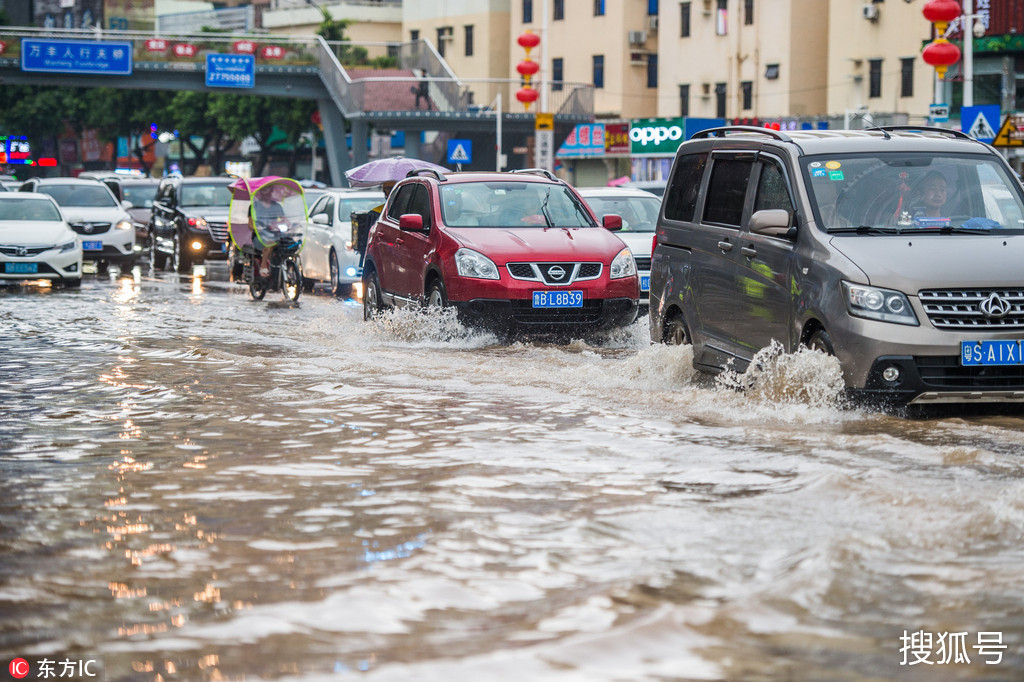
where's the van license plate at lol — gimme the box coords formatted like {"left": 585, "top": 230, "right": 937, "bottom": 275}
{"left": 5, "top": 262, "right": 38, "bottom": 274}
{"left": 82, "top": 241, "right": 103, "bottom": 251}
{"left": 961, "top": 340, "right": 1024, "bottom": 366}
{"left": 532, "top": 290, "right": 582, "bottom": 308}
{"left": 640, "top": 275, "right": 650, "bottom": 292}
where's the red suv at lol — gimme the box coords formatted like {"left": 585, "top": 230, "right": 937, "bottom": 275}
{"left": 362, "top": 169, "right": 639, "bottom": 334}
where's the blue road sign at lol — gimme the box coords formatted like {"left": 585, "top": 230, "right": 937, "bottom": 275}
{"left": 206, "top": 54, "right": 255, "bottom": 89}
{"left": 447, "top": 139, "right": 472, "bottom": 165}
{"left": 21, "top": 39, "right": 132, "bottom": 76}
{"left": 961, "top": 105, "right": 1000, "bottom": 144}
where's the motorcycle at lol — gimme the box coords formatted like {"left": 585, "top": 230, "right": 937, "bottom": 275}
{"left": 227, "top": 176, "right": 308, "bottom": 302}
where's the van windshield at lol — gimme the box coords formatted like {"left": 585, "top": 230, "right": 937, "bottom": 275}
{"left": 803, "top": 153, "right": 1024, "bottom": 233}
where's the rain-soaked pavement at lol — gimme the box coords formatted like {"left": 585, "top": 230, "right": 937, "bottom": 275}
{"left": 1, "top": 262, "right": 1023, "bottom": 681}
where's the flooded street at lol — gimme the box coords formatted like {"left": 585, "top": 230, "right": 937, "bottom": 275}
{"left": 2, "top": 264, "right": 1023, "bottom": 681}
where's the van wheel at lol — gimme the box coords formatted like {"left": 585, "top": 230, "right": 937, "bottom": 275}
{"left": 663, "top": 313, "right": 689, "bottom": 346}
{"left": 806, "top": 329, "right": 835, "bottom": 355}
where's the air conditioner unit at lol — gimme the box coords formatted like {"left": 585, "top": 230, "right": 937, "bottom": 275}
{"left": 701, "top": 82, "right": 711, "bottom": 97}
{"left": 628, "top": 30, "right": 647, "bottom": 46}
{"left": 862, "top": 5, "right": 879, "bottom": 21}
{"left": 647, "top": 15, "right": 659, "bottom": 32}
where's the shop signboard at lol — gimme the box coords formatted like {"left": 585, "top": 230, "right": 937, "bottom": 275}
{"left": 556, "top": 123, "right": 605, "bottom": 158}
{"left": 629, "top": 117, "right": 685, "bottom": 155}
{"left": 604, "top": 123, "right": 629, "bottom": 154}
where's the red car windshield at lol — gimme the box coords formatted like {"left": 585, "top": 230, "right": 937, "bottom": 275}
{"left": 439, "top": 182, "right": 596, "bottom": 228}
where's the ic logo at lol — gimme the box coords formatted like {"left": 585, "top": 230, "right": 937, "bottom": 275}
{"left": 547, "top": 265, "right": 566, "bottom": 281}
{"left": 979, "top": 293, "right": 1012, "bottom": 319}
{"left": 9, "top": 658, "right": 30, "bottom": 679}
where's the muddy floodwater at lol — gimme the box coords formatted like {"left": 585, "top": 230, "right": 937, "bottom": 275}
{"left": 1, "top": 264, "right": 1023, "bottom": 681}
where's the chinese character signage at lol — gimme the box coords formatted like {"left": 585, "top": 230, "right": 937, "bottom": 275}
{"left": 22, "top": 39, "right": 132, "bottom": 75}
{"left": 557, "top": 123, "right": 605, "bottom": 158}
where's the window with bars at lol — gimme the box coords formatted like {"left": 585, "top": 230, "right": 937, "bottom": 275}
{"left": 901, "top": 57, "right": 914, "bottom": 98}
{"left": 681, "top": 2, "right": 691, "bottom": 36}
{"left": 552, "top": 57, "right": 563, "bottom": 91}
{"left": 523, "top": 0, "right": 533, "bottom": 23}
{"left": 741, "top": 81, "right": 752, "bottom": 110}
{"left": 647, "top": 54, "right": 658, "bottom": 88}
{"left": 679, "top": 84, "right": 690, "bottom": 117}
{"left": 869, "top": 58, "right": 882, "bottom": 98}
{"left": 744, "top": 0, "right": 753, "bottom": 24}
{"left": 554, "top": 0, "right": 564, "bottom": 20}
{"left": 464, "top": 25, "right": 474, "bottom": 56}
{"left": 593, "top": 55, "right": 605, "bottom": 88}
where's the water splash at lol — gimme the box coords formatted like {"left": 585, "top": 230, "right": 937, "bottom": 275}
{"left": 716, "top": 340, "right": 847, "bottom": 409}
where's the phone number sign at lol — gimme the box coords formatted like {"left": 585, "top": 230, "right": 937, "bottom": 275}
{"left": 22, "top": 39, "right": 132, "bottom": 75}
{"left": 205, "top": 54, "right": 254, "bottom": 89}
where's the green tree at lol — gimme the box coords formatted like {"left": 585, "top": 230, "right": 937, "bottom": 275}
{"left": 163, "top": 92, "right": 238, "bottom": 175}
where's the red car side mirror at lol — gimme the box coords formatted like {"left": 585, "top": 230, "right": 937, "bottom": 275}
{"left": 399, "top": 213, "right": 424, "bottom": 230}
{"left": 602, "top": 214, "right": 623, "bottom": 231}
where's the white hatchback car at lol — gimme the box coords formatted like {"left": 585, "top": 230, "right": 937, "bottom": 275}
{"left": 578, "top": 187, "right": 662, "bottom": 308}
{"left": 303, "top": 189, "right": 382, "bottom": 297}
{"left": 0, "top": 193, "right": 82, "bottom": 287}
{"left": 20, "top": 177, "right": 135, "bottom": 269}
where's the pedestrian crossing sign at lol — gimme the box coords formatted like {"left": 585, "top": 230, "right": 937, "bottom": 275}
{"left": 447, "top": 139, "right": 472, "bottom": 164}
{"left": 961, "top": 105, "right": 1000, "bottom": 144}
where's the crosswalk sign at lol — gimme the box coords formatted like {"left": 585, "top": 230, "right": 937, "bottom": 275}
{"left": 961, "top": 105, "right": 1000, "bottom": 144}
{"left": 447, "top": 139, "right": 472, "bottom": 164}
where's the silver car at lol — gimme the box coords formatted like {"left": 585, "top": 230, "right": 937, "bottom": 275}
{"left": 302, "top": 189, "right": 382, "bottom": 297}
{"left": 650, "top": 126, "right": 1024, "bottom": 406}
{"left": 578, "top": 187, "right": 661, "bottom": 308}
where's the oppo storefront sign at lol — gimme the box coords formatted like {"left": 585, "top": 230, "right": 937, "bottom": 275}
{"left": 629, "top": 117, "right": 725, "bottom": 155}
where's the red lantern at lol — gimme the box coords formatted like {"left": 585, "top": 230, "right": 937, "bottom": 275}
{"left": 922, "top": 0, "right": 962, "bottom": 26}
{"left": 516, "top": 59, "right": 539, "bottom": 77}
{"left": 516, "top": 87, "right": 539, "bottom": 104}
{"left": 517, "top": 31, "right": 540, "bottom": 50}
{"left": 922, "top": 39, "right": 961, "bottom": 78}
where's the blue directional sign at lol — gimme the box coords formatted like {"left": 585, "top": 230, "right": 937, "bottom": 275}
{"left": 21, "top": 39, "right": 132, "bottom": 75}
{"left": 206, "top": 54, "right": 255, "bottom": 89}
{"left": 447, "top": 139, "right": 472, "bottom": 165}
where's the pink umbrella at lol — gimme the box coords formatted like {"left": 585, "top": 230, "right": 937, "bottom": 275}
{"left": 345, "top": 156, "right": 450, "bottom": 187}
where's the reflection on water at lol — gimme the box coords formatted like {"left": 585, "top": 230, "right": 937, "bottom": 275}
{"left": 1, "top": 266, "right": 1022, "bottom": 680}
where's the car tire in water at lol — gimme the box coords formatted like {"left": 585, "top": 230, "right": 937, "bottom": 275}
{"left": 426, "top": 278, "right": 447, "bottom": 307}
{"left": 329, "top": 250, "right": 352, "bottom": 299}
{"left": 806, "top": 328, "right": 835, "bottom": 355}
{"left": 61, "top": 278, "right": 82, "bottom": 289}
{"left": 150, "top": 234, "right": 167, "bottom": 271}
{"left": 282, "top": 259, "right": 302, "bottom": 302}
{"left": 172, "top": 231, "right": 191, "bottom": 274}
{"left": 363, "top": 269, "right": 382, "bottom": 321}
{"left": 663, "top": 313, "right": 689, "bottom": 346}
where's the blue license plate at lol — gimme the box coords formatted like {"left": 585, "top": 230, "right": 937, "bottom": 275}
{"left": 961, "top": 340, "right": 1024, "bottom": 366}
{"left": 640, "top": 274, "right": 650, "bottom": 292}
{"left": 532, "top": 290, "right": 583, "bottom": 308}
{"left": 82, "top": 241, "right": 103, "bottom": 251}
{"left": 5, "top": 262, "right": 38, "bottom": 274}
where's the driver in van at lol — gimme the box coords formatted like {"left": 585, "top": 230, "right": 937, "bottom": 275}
{"left": 911, "top": 171, "right": 949, "bottom": 218}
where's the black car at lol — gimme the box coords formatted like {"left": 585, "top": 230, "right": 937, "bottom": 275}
{"left": 149, "top": 176, "right": 234, "bottom": 273}
{"left": 80, "top": 172, "right": 161, "bottom": 249}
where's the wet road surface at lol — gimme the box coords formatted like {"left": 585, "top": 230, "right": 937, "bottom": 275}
{"left": 1, "top": 264, "right": 1022, "bottom": 681}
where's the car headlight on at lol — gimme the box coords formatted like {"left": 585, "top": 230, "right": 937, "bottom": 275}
{"left": 454, "top": 248, "right": 500, "bottom": 280}
{"left": 842, "top": 281, "right": 919, "bottom": 326}
{"left": 58, "top": 240, "right": 77, "bottom": 252}
{"left": 115, "top": 219, "right": 133, "bottom": 231}
{"left": 609, "top": 247, "right": 637, "bottom": 279}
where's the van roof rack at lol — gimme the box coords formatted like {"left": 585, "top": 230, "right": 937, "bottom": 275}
{"left": 406, "top": 168, "right": 447, "bottom": 182}
{"left": 690, "top": 125, "right": 793, "bottom": 143}
{"left": 876, "top": 125, "right": 975, "bottom": 140}
{"left": 511, "top": 168, "right": 559, "bottom": 181}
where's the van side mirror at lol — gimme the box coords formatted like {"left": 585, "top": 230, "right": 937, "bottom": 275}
{"left": 748, "top": 209, "right": 794, "bottom": 238}
{"left": 121, "top": 200, "right": 134, "bottom": 210}
{"left": 399, "top": 213, "right": 424, "bottom": 231}
{"left": 602, "top": 214, "right": 623, "bottom": 231}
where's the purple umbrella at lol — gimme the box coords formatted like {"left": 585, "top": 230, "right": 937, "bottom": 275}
{"left": 345, "top": 156, "right": 451, "bottom": 187}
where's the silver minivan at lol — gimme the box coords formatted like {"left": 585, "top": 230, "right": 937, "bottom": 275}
{"left": 649, "top": 126, "right": 1024, "bottom": 405}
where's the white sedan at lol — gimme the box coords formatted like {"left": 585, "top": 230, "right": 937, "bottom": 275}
{"left": 578, "top": 187, "right": 662, "bottom": 308}
{"left": 302, "top": 189, "right": 382, "bottom": 297}
{"left": 0, "top": 193, "right": 83, "bottom": 287}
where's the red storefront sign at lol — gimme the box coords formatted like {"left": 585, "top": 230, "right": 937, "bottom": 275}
{"left": 604, "top": 123, "right": 629, "bottom": 155}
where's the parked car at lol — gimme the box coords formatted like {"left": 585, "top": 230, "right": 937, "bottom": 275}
{"left": 80, "top": 171, "right": 160, "bottom": 251}
{"left": 149, "top": 176, "right": 234, "bottom": 273}
{"left": 362, "top": 169, "right": 638, "bottom": 336}
{"left": 578, "top": 186, "right": 661, "bottom": 309}
{"left": 303, "top": 188, "right": 382, "bottom": 297}
{"left": 0, "top": 175, "right": 21, "bottom": 191}
{"left": 0, "top": 193, "right": 82, "bottom": 287}
{"left": 649, "top": 125, "right": 1024, "bottom": 406}
{"left": 19, "top": 177, "right": 135, "bottom": 269}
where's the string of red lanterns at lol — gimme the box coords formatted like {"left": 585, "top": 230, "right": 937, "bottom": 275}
{"left": 921, "top": 0, "right": 962, "bottom": 79}
{"left": 516, "top": 30, "right": 540, "bottom": 110}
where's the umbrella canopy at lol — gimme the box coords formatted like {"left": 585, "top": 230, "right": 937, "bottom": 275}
{"left": 345, "top": 156, "right": 450, "bottom": 187}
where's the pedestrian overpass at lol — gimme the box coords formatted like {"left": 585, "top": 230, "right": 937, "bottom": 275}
{"left": 0, "top": 28, "right": 595, "bottom": 185}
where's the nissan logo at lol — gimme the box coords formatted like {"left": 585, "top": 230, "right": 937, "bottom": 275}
{"left": 547, "top": 265, "right": 566, "bottom": 281}
{"left": 980, "top": 293, "right": 1012, "bottom": 319}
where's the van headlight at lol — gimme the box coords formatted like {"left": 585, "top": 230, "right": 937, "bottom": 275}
{"left": 58, "top": 240, "right": 77, "bottom": 252}
{"left": 842, "top": 281, "right": 918, "bottom": 326}
{"left": 454, "top": 248, "right": 500, "bottom": 280}
{"left": 609, "top": 247, "right": 637, "bottom": 279}
{"left": 115, "top": 219, "right": 133, "bottom": 231}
